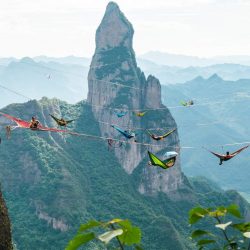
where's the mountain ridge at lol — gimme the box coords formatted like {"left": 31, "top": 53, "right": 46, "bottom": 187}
{"left": 140, "top": 51, "right": 250, "bottom": 67}
{"left": 3, "top": 57, "right": 250, "bottom": 109}
{"left": 1, "top": 2, "right": 250, "bottom": 250}
{"left": 87, "top": 0, "right": 186, "bottom": 195}
{"left": 1, "top": 97, "right": 250, "bottom": 249}
{"left": 161, "top": 75, "right": 250, "bottom": 196}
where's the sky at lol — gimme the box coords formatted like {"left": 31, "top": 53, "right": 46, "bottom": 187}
{"left": 0, "top": 0, "right": 250, "bottom": 58}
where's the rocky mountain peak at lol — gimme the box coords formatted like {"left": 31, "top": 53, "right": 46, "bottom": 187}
{"left": 95, "top": 1, "right": 134, "bottom": 51}
{"left": 106, "top": 2, "right": 120, "bottom": 13}
{"left": 208, "top": 73, "right": 223, "bottom": 81}
{"left": 19, "top": 57, "right": 35, "bottom": 64}
{"left": 87, "top": 2, "right": 187, "bottom": 197}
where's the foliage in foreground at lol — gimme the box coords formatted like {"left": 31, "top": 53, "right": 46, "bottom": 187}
{"left": 189, "top": 204, "right": 250, "bottom": 249}
{"left": 66, "top": 218, "right": 142, "bottom": 250}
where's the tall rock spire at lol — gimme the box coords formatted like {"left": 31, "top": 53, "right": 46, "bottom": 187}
{"left": 87, "top": 2, "right": 187, "bottom": 196}
{"left": 95, "top": 2, "right": 134, "bottom": 51}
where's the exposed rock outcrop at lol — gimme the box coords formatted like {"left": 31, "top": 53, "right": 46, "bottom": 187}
{"left": 0, "top": 187, "right": 13, "bottom": 250}
{"left": 87, "top": 2, "right": 187, "bottom": 196}
{"left": 37, "top": 209, "right": 68, "bottom": 232}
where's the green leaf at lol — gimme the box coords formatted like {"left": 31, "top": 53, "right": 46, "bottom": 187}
{"left": 227, "top": 204, "right": 242, "bottom": 218}
{"left": 135, "top": 245, "right": 143, "bottom": 250}
{"left": 197, "top": 239, "right": 216, "bottom": 246}
{"left": 65, "top": 232, "right": 95, "bottom": 250}
{"left": 189, "top": 214, "right": 204, "bottom": 224}
{"left": 189, "top": 207, "right": 209, "bottom": 224}
{"left": 97, "top": 229, "right": 123, "bottom": 244}
{"left": 78, "top": 220, "right": 102, "bottom": 232}
{"left": 119, "top": 226, "right": 141, "bottom": 246}
{"left": 191, "top": 230, "right": 211, "bottom": 239}
{"left": 232, "top": 222, "right": 250, "bottom": 232}
{"left": 118, "top": 219, "right": 132, "bottom": 230}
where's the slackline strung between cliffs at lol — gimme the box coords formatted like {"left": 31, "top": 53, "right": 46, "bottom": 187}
{"left": 1, "top": 81, "right": 250, "bottom": 114}
{"left": 0, "top": 111, "right": 249, "bottom": 150}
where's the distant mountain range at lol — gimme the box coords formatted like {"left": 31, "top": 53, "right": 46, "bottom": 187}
{"left": 137, "top": 58, "right": 250, "bottom": 84}
{"left": 2, "top": 55, "right": 250, "bottom": 196}
{"left": 139, "top": 51, "right": 250, "bottom": 67}
{"left": 1, "top": 3, "right": 250, "bottom": 249}
{"left": 0, "top": 57, "right": 89, "bottom": 108}
{"left": 2, "top": 55, "right": 250, "bottom": 109}
{"left": 0, "top": 56, "right": 90, "bottom": 67}
{"left": 161, "top": 74, "right": 250, "bottom": 198}
{"left": 33, "top": 56, "right": 90, "bottom": 66}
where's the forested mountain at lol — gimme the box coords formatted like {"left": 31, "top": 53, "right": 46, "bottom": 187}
{"left": 0, "top": 2, "right": 250, "bottom": 250}
{"left": 1, "top": 98, "right": 250, "bottom": 250}
{"left": 162, "top": 75, "right": 250, "bottom": 198}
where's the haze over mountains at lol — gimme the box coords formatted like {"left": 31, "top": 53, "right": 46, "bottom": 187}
{"left": 161, "top": 74, "right": 250, "bottom": 199}
{"left": 2, "top": 54, "right": 250, "bottom": 108}
{"left": 3, "top": 2, "right": 248, "bottom": 249}
{"left": 2, "top": 50, "right": 250, "bottom": 201}
{"left": 139, "top": 51, "right": 250, "bottom": 67}
{"left": 0, "top": 57, "right": 89, "bottom": 107}
{"left": 1, "top": 2, "right": 250, "bottom": 250}
{"left": 1, "top": 40, "right": 250, "bottom": 201}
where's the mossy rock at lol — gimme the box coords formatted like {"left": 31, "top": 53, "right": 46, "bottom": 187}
{"left": 0, "top": 189, "right": 13, "bottom": 250}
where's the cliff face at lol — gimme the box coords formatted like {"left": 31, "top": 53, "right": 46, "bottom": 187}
{"left": 0, "top": 99, "right": 191, "bottom": 250}
{"left": 87, "top": 1, "right": 186, "bottom": 195}
{"left": 1, "top": 4, "right": 250, "bottom": 250}
{"left": 0, "top": 188, "right": 12, "bottom": 250}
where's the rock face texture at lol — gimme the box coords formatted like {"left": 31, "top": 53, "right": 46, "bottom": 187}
{"left": 0, "top": 188, "right": 12, "bottom": 250}
{"left": 87, "top": 1, "right": 187, "bottom": 196}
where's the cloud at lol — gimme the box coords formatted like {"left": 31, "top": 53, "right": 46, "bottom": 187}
{"left": 0, "top": 0, "right": 250, "bottom": 57}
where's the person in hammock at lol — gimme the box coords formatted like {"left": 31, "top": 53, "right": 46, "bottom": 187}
{"left": 5, "top": 125, "right": 11, "bottom": 139}
{"left": 146, "top": 128, "right": 176, "bottom": 141}
{"left": 148, "top": 151, "right": 178, "bottom": 169}
{"left": 50, "top": 114, "right": 74, "bottom": 127}
{"left": 206, "top": 145, "right": 249, "bottom": 165}
{"left": 114, "top": 110, "right": 127, "bottom": 118}
{"left": 181, "top": 100, "right": 194, "bottom": 106}
{"left": 29, "top": 117, "right": 40, "bottom": 129}
{"left": 134, "top": 111, "right": 147, "bottom": 117}
{"left": 107, "top": 138, "right": 123, "bottom": 150}
{"left": 218, "top": 151, "right": 230, "bottom": 165}
{"left": 111, "top": 125, "right": 137, "bottom": 142}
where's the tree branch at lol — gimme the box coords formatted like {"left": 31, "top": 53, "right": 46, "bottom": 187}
{"left": 215, "top": 216, "right": 237, "bottom": 250}
{"left": 110, "top": 224, "right": 124, "bottom": 250}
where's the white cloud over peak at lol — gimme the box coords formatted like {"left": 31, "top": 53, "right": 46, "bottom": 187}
{"left": 0, "top": 0, "right": 249, "bottom": 57}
